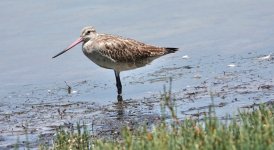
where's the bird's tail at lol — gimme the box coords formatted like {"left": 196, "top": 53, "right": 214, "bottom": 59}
{"left": 165, "top": 47, "right": 179, "bottom": 54}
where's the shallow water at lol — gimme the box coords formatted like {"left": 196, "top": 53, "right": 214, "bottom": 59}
{"left": 1, "top": 0, "right": 274, "bottom": 149}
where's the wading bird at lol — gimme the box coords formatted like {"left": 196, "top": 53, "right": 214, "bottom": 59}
{"left": 53, "top": 26, "right": 178, "bottom": 101}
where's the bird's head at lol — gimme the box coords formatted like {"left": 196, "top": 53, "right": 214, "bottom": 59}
{"left": 80, "top": 26, "right": 97, "bottom": 43}
{"left": 52, "top": 26, "right": 96, "bottom": 58}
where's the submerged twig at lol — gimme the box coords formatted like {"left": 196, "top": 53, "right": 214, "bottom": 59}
{"left": 64, "top": 81, "right": 72, "bottom": 94}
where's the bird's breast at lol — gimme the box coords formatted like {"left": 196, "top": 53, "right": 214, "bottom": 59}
{"left": 82, "top": 42, "right": 117, "bottom": 70}
{"left": 82, "top": 40, "right": 94, "bottom": 54}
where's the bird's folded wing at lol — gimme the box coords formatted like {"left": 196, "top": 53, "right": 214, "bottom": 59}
{"left": 94, "top": 35, "right": 167, "bottom": 62}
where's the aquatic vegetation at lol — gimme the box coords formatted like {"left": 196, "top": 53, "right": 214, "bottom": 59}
{"left": 51, "top": 91, "right": 274, "bottom": 150}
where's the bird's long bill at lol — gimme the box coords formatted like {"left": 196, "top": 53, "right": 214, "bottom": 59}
{"left": 52, "top": 37, "right": 83, "bottom": 58}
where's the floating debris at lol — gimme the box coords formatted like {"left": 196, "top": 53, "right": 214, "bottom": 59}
{"left": 227, "top": 64, "right": 236, "bottom": 67}
{"left": 71, "top": 90, "right": 77, "bottom": 94}
{"left": 182, "top": 55, "right": 190, "bottom": 59}
{"left": 193, "top": 74, "right": 202, "bottom": 79}
{"left": 257, "top": 54, "right": 272, "bottom": 61}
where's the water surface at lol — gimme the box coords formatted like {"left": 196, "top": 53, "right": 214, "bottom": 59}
{"left": 1, "top": 0, "right": 274, "bottom": 149}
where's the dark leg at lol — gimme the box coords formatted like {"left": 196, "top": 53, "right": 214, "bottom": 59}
{"left": 114, "top": 70, "right": 122, "bottom": 94}
{"left": 117, "top": 94, "right": 123, "bottom": 102}
{"left": 114, "top": 70, "right": 123, "bottom": 101}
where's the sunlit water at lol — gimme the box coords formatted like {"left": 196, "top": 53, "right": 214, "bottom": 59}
{"left": 1, "top": 0, "right": 274, "bottom": 149}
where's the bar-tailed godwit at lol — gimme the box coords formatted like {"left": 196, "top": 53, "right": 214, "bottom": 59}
{"left": 53, "top": 26, "right": 178, "bottom": 101}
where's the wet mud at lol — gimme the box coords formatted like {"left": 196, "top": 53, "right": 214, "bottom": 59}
{"left": 0, "top": 52, "right": 274, "bottom": 149}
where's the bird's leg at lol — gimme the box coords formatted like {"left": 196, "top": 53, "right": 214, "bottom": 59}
{"left": 114, "top": 71, "right": 122, "bottom": 94}
{"left": 114, "top": 70, "right": 123, "bottom": 101}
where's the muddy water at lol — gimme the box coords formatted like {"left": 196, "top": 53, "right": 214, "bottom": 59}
{"left": 1, "top": 0, "right": 274, "bottom": 149}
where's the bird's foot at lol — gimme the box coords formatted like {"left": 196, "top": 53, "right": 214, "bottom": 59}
{"left": 117, "top": 94, "right": 123, "bottom": 102}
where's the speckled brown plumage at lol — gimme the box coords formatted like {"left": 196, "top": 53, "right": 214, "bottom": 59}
{"left": 85, "top": 34, "right": 177, "bottom": 62}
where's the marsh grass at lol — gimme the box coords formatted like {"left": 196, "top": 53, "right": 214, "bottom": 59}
{"left": 52, "top": 123, "right": 90, "bottom": 150}
{"left": 50, "top": 86, "right": 274, "bottom": 150}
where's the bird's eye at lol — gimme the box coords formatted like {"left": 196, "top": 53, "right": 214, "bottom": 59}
{"left": 86, "top": 31, "right": 91, "bottom": 35}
